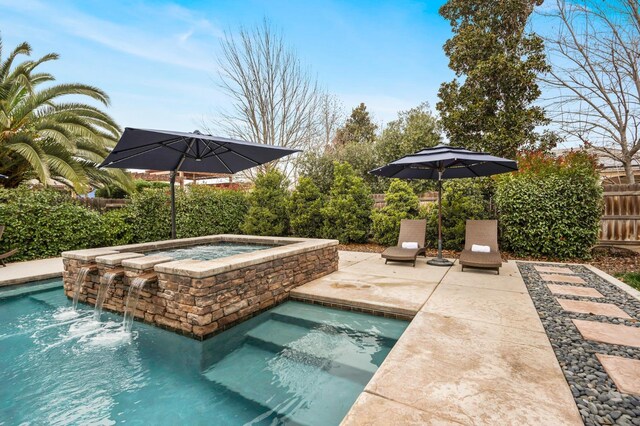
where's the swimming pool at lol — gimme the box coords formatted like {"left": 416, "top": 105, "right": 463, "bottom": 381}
{"left": 0, "top": 280, "right": 407, "bottom": 425}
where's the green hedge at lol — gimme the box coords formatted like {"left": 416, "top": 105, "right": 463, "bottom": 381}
{"left": 0, "top": 188, "right": 106, "bottom": 261}
{"left": 371, "top": 180, "right": 420, "bottom": 246}
{"left": 321, "top": 162, "right": 373, "bottom": 243}
{"left": 288, "top": 177, "right": 324, "bottom": 238}
{"left": 495, "top": 151, "right": 602, "bottom": 259}
{"left": 241, "top": 170, "right": 290, "bottom": 236}
{"left": 425, "top": 179, "right": 491, "bottom": 250}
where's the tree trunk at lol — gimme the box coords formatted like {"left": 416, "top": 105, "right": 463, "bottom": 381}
{"left": 623, "top": 158, "right": 636, "bottom": 184}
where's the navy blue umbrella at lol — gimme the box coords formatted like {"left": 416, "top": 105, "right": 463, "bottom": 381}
{"left": 370, "top": 145, "right": 517, "bottom": 266}
{"left": 100, "top": 128, "right": 300, "bottom": 239}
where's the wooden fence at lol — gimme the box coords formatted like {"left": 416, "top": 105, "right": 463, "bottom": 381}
{"left": 77, "top": 197, "right": 129, "bottom": 212}
{"left": 600, "top": 183, "right": 640, "bottom": 245}
{"left": 372, "top": 192, "right": 438, "bottom": 209}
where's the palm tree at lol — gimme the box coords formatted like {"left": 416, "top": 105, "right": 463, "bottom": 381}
{"left": 0, "top": 37, "right": 133, "bottom": 194}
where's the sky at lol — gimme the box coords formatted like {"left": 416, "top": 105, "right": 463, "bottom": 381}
{"left": 0, "top": 0, "right": 455, "bottom": 133}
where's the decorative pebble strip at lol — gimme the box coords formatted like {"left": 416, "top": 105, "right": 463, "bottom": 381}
{"left": 519, "top": 262, "right": 640, "bottom": 426}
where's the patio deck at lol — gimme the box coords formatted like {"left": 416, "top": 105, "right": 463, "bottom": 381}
{"left": 293, "top": 252, "right": 584, "bottom": 425}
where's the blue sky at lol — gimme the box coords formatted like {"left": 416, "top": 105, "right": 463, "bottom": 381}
{"left": 0, "top": 0, "right": 455, "bottom": 132}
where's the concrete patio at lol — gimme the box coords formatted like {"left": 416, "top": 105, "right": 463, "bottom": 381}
{"left": 293, "top": 251, "right": 584, "bottom": 425}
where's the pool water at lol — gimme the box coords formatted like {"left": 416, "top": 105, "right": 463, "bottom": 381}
{"left": 148, "top": 242, "right": 272, "bottom": 261}
{"left": 0, "top": 281, "right": 407, "bottom": 425}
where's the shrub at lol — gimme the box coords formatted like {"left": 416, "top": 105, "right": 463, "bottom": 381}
{"left": 321, "top": 162, "right": 373, "bottom": 243}
{"left": 371, "top": 180, "right": 420, "bottom": 246}
{"left": 176, "top": 186, "right": 248, "bottom": 238}
{"left": 241, "top": 170, "right": 290, "bottom": 236}
{"left": 425, "top": 179, "right": 490, "bottom": 250}
{"left": 288, "top": 177, "right": 324, "bottom": 238}
{"left": 101, "top": 208, "right": 135, "bottom": 246}
{"left": 126, "top": 188, "right": 173, "bottom": 242}
{"left": 0, "top": 188, "right": 106, "bottom": 261}
{"left": 495, "top": 150, "right": 602, "bottom": 259}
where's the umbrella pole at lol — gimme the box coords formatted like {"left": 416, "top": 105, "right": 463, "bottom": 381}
{"left": 170, "top": 170, "right": 176, "bottom": 239}
{"left": 427, "top": 169, "right": 453, "bottom": 267}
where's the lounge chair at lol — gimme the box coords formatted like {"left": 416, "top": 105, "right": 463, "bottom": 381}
{"left": 0, "top": 225, "right": 18, "bottom": 267}
{"left": 381, "top": 219, "right": 427, "bottom": 267}
{"left": 459, "top": 220, "right": 502, "bottom": 274}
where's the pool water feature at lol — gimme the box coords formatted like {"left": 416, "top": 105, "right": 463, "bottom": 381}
{"left": 149, "top": 242, "right": 272, "bottom": 261}
{"left": 0, "top": 282, "right": 407, "bottom": 425}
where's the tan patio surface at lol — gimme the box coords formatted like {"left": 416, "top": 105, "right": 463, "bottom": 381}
{"left": 325, "top": 252, "right": 583, "bottom": 426}
{"left": 0, "top": 257, "right": 63, "bottom": 286}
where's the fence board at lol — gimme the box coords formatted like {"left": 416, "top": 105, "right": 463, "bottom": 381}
{"left": 600, "top": 184, "right": 640, "bottom": 245}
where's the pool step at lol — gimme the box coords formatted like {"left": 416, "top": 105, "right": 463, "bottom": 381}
{"left": 245, "top": 319, "right": 379, "bottom": 383}
{"left": 203, "top": 344, "right": 363, "bottom": 426}
{"left": 28, "top": 291, "right": 68, "bottom": 310}
{"left": 267, "top": 302, "right": 405, "bottom": 344}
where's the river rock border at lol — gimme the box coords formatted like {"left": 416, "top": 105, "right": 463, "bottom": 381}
{"left": 518, "top": 262, "right": 640, "bottom": 426}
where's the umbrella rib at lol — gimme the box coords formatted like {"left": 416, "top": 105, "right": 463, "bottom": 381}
{"left": 101, "top": 144, "right": 167, "bottom": 167}
{"left": 202, "top": 139, "right": 262, "bottom": 166}
{"left": 110, "top": 136, "right": 184, "bottom": 155}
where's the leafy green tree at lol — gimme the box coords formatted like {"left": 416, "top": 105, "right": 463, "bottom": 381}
{"left": 371, "top": 180, "right": 420, "bottom": 246}
{"left": 376, "top": 103, "right": 442, "bottom": 193}
{"left": 288, "top": 177, "right": 324, "bottom": 238}
{"left": 436, "top": 0, "right": 556, "bottom": 158}
{"left": 321, "top": 162, "right": 373, "bottom": 243}
{"left": 333, "top": 103, "right": 377, "bottom": 147}
{"left": 0, "top": 37, "right": 132, "bottom": 194}
{"left": 241, "top": 170, "right": 290, "bottom": 236}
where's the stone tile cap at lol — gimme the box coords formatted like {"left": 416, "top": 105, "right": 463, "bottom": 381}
{"left": 540, "top": 273, "right": 586, "bottom": 284}
{"left": 596, "top": 354, "right": 640, "bottom": 396}
{"left": 61, "top": 248, "right": 119, "bottom": 261}
{"left": 573, "top": 319, "right": 640, "bottom": 348}
{"left": 547, "top": 284, "right": 603, "bottom": 298}
{"left": 535, "top": 265, "right": 575, "bottom": 274}
{"left": 122, "top": 255, "right": 174, "bottom": 270}
{"left": 95, "top": 252, "right": 144, "bottom": 266}
{"left": 557, "top": 298, "right": 632, "bottom": 319}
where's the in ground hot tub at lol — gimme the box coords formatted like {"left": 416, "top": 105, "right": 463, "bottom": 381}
{"left": 62, "top": 235, "right": 338, "bottom": 339}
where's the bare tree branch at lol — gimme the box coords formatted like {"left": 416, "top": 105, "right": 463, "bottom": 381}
{"left": 213, "top": 21, "right": 336, "bottom": 181}
{"left": 541, "top": 0, "right": 640, "bottom": 182}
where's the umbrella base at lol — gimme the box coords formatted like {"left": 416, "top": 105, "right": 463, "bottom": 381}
{"left": 427, "top": 257, "right": 454, "bottom": 267}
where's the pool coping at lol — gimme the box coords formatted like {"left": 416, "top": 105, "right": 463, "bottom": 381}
{"left": 62, "top": 234, "right": 338, "bottom": 279}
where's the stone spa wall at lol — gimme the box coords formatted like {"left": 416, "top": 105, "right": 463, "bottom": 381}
{"left": 62, "top": 235, "right": 339, "bottom": 340}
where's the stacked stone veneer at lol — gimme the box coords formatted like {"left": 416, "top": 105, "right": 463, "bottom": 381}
{"left": 62, "top": 235, "right": 338, "bottom": 340}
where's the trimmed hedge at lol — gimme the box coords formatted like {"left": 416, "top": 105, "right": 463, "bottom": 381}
{"left": 495, "top": 150, "right": 602, "bottom": 259}
{"left": 288, "top": 177, "right": 324, "bottom": 238}
{"left": 241, "top": 170, "right": 290, "bottom": 237}
{"left": 321, "top": 162, "right": 373, "bottom": 243}
{"left": 425, "top": 179, "right": 490, "bottom": 250}
{"left": 371, "top": 180, "right": 420, "bottom": 246}
{"left": 0, "top": 188, "right": 106, "bottom": 261}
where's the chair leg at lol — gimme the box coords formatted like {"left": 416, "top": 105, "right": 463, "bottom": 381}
{"left": 385, "top": 259, "right": 388, "bottom": 264}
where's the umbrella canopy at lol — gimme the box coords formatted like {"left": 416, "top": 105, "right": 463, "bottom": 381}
{"left": 370, "top": 145, "right": 517, "bottom": 266}
{"left": 99, "top": 128, "right": 300, "bottom": 239}
{"left": 369, "top": 145, "right": 517, "bottom": 179}
{"left": 100, "top": 128, "right": 298, "bottom": 173}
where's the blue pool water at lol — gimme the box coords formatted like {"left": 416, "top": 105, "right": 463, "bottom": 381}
{"left": 0, "top": 281, "right": 407, "bottom": 425}
{"left": 148, "top": 242, "right": 272, "bottom": 261}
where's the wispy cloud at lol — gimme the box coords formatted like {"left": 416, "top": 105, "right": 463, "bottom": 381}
{"left": 0, "top": 0, "right": 222, "bottom": 72}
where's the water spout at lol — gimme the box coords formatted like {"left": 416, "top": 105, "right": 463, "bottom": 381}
{"left": 94, "top": 270, "right": 124, "bottom": 320}
{"left": 72, "top": 265, "right": 97, "bottom": 311}
{"left": 122, "top": 277, "right": 152, "bottom": 332}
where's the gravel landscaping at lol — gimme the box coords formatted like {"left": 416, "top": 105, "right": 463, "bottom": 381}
{"left": 518, "top": 262, "right": 640, "bottom": 426}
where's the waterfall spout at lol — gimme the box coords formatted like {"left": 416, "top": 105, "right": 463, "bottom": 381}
{"left": 122, "top": 276, "right": 152, "bottom": 332}
{"left": 94, "top": 270, "right": 124, "bottom": 320}
{"left": 72, "top": 265, "right": 97, "bottom": 311}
